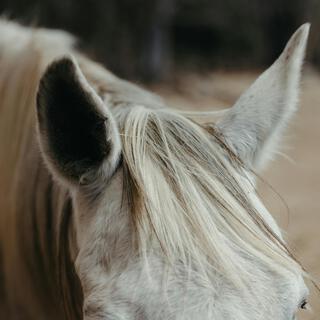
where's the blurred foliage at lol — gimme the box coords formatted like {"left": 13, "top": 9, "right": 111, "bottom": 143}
{"left": 0, "top": 0, "right": 319, "bottom": 81}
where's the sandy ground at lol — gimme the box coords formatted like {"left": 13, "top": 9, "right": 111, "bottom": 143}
{"left": 151, "top": 68, "right": 320, "bottom": 319}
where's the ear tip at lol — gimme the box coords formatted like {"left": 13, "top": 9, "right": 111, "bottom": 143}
{"left": 54, "top": 54, "right": 77, "bottom": 66}
{"left": 299, "top": 22, "right": 311, "bottom": 33}
{"left": 36, "top": 55, "right": 79, "bottom": 118}
{"left": 278, "top": 23, "right": 310, "bottom": 66}
{"left": 37, "top": 55, "right": 78, "bottom": 95}
{"left": 295, "top": 23, "right": 311, "bottom": 42}
{"left": 294, "top": 22, "right": 310, "bottom": 43}
{"left": 44, "top": 55, "right": 77, "bottom": 77}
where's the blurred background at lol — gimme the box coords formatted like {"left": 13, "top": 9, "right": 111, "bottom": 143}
{"left": 0, "top": 0, "right": 319, "bottom": 319}
{"left": 1, "top": 0, "right": 320, "bottom": 81}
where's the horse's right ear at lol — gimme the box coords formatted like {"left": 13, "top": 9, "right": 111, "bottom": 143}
{"left": 216, "top": 24, "right": 310, "bottom": 172}
{"left": 36, "top": 57, "right": 121, "bottom": 186}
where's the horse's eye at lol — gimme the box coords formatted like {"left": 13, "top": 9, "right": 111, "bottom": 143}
{"left": 299, "top": 299, "right": 308, "bottom": 310}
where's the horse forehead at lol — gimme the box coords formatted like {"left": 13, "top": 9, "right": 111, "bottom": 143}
{"left": 73, "top": 157, "right": 306, "bottom": 319}
{"left": 80, "top": 257, "right": 305, "bottom": 320}
{"left": 75, "top": 185, "right": 307, "bottom": 319}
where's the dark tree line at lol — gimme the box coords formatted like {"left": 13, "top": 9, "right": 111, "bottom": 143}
{"left": 0, "top": 0, "right": 319, "bottom": 81}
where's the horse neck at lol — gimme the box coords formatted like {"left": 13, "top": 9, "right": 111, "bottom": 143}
{"left": 2, "top": 130, "right": 83, "bottom": 318}
{"left": 1, "top": 135, "right": 79, "bottom": 318}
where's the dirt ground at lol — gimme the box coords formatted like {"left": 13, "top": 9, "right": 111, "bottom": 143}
{"left": 151, "top": 68, "right": 320, "bottom": 319}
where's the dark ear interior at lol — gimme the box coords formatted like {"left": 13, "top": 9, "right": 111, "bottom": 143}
{"left": 37, "top": 57, "right": 111, "bottom": 181}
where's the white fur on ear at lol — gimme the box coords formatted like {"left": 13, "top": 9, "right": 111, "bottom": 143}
{"left": 217, "top": 23, "right": 310, "bottom": 171}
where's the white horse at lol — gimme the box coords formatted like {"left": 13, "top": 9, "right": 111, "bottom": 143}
{"left": 0, "top": 19, "right": 311, "bottom": 320}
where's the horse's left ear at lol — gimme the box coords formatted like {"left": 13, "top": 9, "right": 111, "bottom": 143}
{"left": 217, "top": 24, "right": 310, "bottom": 171}
{"left": 36, "top": 56, "right": 121, "bottom": 185}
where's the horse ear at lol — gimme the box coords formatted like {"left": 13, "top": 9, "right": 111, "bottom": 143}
{"left": 217, "top": 24, "right": 310, "bottom": 171}
{"left": 36, "top": 56, "right": 121, "bottom": 185}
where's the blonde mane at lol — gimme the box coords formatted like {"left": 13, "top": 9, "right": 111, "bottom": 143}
{"left": 120, "top": 106, "right": 303, "bottom": 288}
